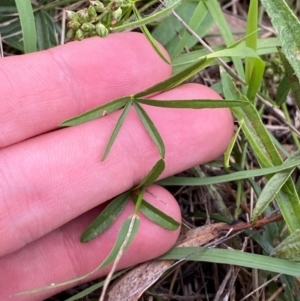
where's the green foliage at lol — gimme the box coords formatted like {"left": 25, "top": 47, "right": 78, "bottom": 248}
{"left": 7, "top": 0, "right": 300, "bottom": 299}
{"left": 261, "top": 0, "right": 300, "bottom": 84}
{"left": 80, "top": 192, "right": 130, "bottom": 243}
{"left": 14, "top": 0, "right": 37, "bottom": 53}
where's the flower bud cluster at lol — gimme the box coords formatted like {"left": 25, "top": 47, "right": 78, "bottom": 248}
{"left": 66, "top": 0, "right": 127, "bottom": 41}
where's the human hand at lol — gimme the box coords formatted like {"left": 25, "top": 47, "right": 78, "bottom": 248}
{"left": 0, "top": 32, "right": 233, "bottom": 300}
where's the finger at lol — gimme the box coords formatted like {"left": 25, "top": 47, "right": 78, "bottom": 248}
{"left": 0, "top": 32, "right": 171, "bottom": 148}
{"left": 0, "top": 83, "right": 233, "bottom": 256}
{"left": 0, "top": 185, "right": 181, "bottom": 301}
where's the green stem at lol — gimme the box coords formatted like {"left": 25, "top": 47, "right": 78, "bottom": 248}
{"left": 133, "top": 186, "right": 146, "bottom": 215}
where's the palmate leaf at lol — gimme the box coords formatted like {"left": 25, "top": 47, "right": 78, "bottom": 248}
{"left": 131, "top": 194, "right": 180, "bottom": 231}
{"left": 133, "top": 101, "right": 165, "bottom": 158}
{"left": 81, "top": 192, "right": 130, "bottom": 243}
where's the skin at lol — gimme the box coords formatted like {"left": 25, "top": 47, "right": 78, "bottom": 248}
{"left": 0, "top": 32, "right": 233, "bottom": 300}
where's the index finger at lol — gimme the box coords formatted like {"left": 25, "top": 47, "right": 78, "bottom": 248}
{"left": 0, "top": 32, "right": 171, "bottom": 148}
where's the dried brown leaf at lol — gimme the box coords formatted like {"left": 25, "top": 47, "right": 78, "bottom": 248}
{"left": 107, "top": 223, "right": 227, "bottom": 301}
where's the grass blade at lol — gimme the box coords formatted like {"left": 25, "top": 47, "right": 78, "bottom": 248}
{"left": 245, "top": 0, "right": 258, "bottom": 84}
{"left": 157, "top": 157, "right": 300, "bottom": 186}
{"left": 172, "top": 38, "right": 280, "bottom": 74}
{"left": 15, "top": 0, "right": 37, "bottom": 53}
{"left": 102, "top": 100, "right": 132, "bottom": 160}
{"left": 252, "top": 168, "right": 295, "bottom": 222}
{"left": 204, "top": 0, "right": 245, "bottom": 79}
{"left": 246, "top": 58, "right": 265, "bottom": 101}
{"left": 35, "top": 11, "right": 52, "bottom": 50}
{"left": 160, "top": 247, "right": 300, "bottom": 277}
{"left": 131, "top": 194, "right": 180, "bottom": 230}
{"left": 60, "top": 97, "right": 129, "bottom": 126}
{"left": 132, "top": 4, "right": 170, "bottom": 64}
{"left": 224, "top": 119, "right": 244, "bottom": 168}
{"left": 252, "top": 150, "right": 300, "bottom": 222}
{"left": 133, "top": 101, "right": 165, "bottom": 158}
{"left": 80, "top": 192, "right": 130, "bottom": 243}
{"left": 172, "top": 0, "right": 208, "bottom": 58}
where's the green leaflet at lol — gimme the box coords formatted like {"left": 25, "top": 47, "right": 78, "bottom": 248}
{"left": 61, "top": 97, "right": 129, "bottom": 126}
{"left": 134, "top": 159, "right": 165, "bottom": 189}
{"left": 80, "top": 192, "right": 130, "bottom": 243}
{"left": 132, "top": 194, "right": 180, "bottom": 231}
{"left": 133, "top": 101, "right": 165, "bottom": 158}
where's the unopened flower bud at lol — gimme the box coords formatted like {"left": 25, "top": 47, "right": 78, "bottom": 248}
{"left": 66, "top": 10, "right": 79, "bottom": 22}
{"left": 95, "top": 22, "right": 108, "bottom": 37}
{"left": 90, "top": 1, "right": 105, "bottom": 13}
{"left": 66, "top": 29, "right": 75, "bottom": 40}
{"left": 111, "top": 7, "right": 122, "bottom": 24}
{"left": 77, "top": 8, "right": 89, "bottom": 23}
{"left": 81, "top": 22, "right": 95, "bottom": 32}
{"left": 107, "top": 1, "right": 119, "bottom": 12}
{"left": 75, "top": 29, "right": 85, "bottom": 40}
{"left": 88, "top": 5, "right": 97, "bottom": 21}
{"left": 67, "top": 20, "right": 81, "bottom": 30}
